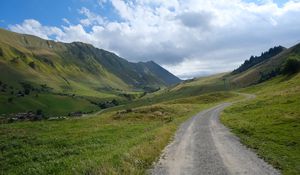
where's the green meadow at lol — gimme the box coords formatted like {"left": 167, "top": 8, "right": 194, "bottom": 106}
{"left": 0, "top": 94, "right": 99, "bottom": 116}
{"left": 0, "top": 92, "right": 237, "bottom": 174}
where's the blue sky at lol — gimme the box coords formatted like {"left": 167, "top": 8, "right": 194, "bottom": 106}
{"left": 0, "top": 0, "right": 119, "bottom": 29}
{"left": 0, "top": 0, "right": 289, "bottom": 29}
{"left": 0, "top": 0, "right": 299, "bottom": 79}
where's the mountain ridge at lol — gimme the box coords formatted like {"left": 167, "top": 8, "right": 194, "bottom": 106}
{"left": 232, "top": 46, "right": 286, "bottom": 74}
{"left": 0, "top": 28, "right": 181, "bottom": 96}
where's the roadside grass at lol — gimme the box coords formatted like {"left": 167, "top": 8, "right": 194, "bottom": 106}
{"left": 0, "top": 92, "right": 237, "bottom": 175}
{"left": 221, "top": 73, "right": 300, "bottom": 175}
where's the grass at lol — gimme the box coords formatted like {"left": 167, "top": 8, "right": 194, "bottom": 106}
{"left": 221, "top": 73, "right": 300, "bottom": 175}
{"left": 0, "top": 93, "right": 99, "bottom": 116}
{"left": 0, "top": 92, "right": 236, "bottom": 175}
{"left": 136, "top": 73, "right": 229, "bottom": 108}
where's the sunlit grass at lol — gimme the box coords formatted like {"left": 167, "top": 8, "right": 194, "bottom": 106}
{"left": 221, "top": 73, "right": 300, "bottom": 175}
{"left": 0, "top": 92, "right": 236, "bottom": 174}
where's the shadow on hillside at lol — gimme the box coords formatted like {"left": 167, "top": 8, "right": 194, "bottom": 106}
{"left": 280, "top": 73, "right": 298, "bottom": 82}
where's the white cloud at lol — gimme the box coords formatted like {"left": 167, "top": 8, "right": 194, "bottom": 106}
{"left": 58, "top": 24, "right": 95, "bottom": 43}
{"left": 78, "top": 7, "right": 105, "bottom": 26}
{"left": 8, "top": 0, "right": 300, "bottom": 78}
{"left": 9, "top": 19, "right": 64, "bottom": 40}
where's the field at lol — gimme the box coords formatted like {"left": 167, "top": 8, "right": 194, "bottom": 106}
{"left": 0, "top": 93, "right": 101, "bottom": 117}
{"left": 0, "top": 92, "right": 237, "bottom": 175}
{"left": 221, "top": 73, "right": 300, "bottom": 175}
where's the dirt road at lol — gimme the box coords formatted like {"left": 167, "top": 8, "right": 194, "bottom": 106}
{"left": 151, "top": 99, "right": 280, "bottom": 175}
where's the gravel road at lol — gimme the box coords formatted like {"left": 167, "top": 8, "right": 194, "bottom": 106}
{"left": 150, "top": 97, "right": 280, "bottom": 175}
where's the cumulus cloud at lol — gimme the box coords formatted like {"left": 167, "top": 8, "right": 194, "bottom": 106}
{"left": 8, "top": 0, "right": 300, "bottom": 78}
{"left": 9, "top": 19, "right": 64, "bottom": 40}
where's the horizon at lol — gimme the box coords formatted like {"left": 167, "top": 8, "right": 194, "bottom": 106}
{"left": 1, "top": 0, "right": 300, "bottom": 78}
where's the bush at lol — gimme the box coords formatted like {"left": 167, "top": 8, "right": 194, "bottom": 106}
{"left": 36, "top": 109, "right": 43, "bottom": 115}
{"left": 24, "top": 89, "right": 30, "bottom": 95}
{"left": 28, "top": 61, "right": 35, "bottom": 69}
{"left": 111, "top": 99, "right": 119, "bottom": 105}
{"left": 35, "top": 109, "right": 45, "bottom": 120}
{"left": 7, "top": 98, "right": 13, "bottom": 103}
{"left": 282, "top": 58, "right": 300, "bottom": 75}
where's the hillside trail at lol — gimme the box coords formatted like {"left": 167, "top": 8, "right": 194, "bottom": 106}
{"left": 150, "top": 93, "right": 280, "bottom": 175}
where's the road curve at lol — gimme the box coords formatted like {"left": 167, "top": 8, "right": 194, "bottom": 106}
{"left": 150, "top": 98, "right": 280, "bottom": 175}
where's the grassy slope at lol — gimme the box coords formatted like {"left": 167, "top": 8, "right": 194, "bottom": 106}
{"left": 0, "top": 28, "right": 180, "bottom": 93}
{"left": 0, "top": 93, "right": 99, "bottom": 116}
{"left": 0, "top": 30, "right": 129, "bottom": 96}
{"left": 221, "top": 73, "right": 300, "bottom": 175}
{"left": 229, "top": 43, "right": 300, "bottom": 88}
{"left": 0, "top": 92, "right": 238, "bottom": 175}
{"left": 0, "top": 29, "right": 127, "bottom": 116}
{"left": 140, "top": 73, "right": 228, "bottom": 104}
{"left": 0, "top": 28, "right": 182, "bottom": 116}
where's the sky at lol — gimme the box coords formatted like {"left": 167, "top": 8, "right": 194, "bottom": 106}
{"left": 1, "top": 0, "right": 300, "bottom": 79}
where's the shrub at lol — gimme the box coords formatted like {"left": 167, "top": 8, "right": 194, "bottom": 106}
{"left": 36, "top": 109, "right": 43, "bottom": 115}
{"left": 28, "top": 61, "right": 35, "bottom": 69}
{"left": 24, "top": 89, "right": 30, "bottom": 95}
{"left": 7, "top": 97, "right": 13, "bottom": 103}
{"left": 282, "top": 58, "right": 300, "bottom": 75}
{"left": 111, "top": 99, "right": 119, "bottom": 105}
{"left": 0, "top": 48, "right": 3, "bottom": 57}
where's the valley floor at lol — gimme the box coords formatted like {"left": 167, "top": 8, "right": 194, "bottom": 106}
{"left": 0, "top": 92, "right": 236, "bottom": 174}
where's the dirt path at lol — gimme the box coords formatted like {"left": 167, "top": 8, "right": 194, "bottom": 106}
{"left": 151, "top": 95, "right": 280, "bottom": 175}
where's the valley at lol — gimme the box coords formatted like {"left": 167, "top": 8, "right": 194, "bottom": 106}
{"left": 0, "top": 29, "right": 180, "bottom": 119}
{"left": 0, "top": 28, "right": 300, "bottom": 175}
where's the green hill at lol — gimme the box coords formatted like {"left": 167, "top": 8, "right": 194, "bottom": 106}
{"left": 0, "top": 28, "right": 181, "bottom": 116}
{"left": 232, "top": 46, "right": 286, "bottom": 74}
{"left": 176, "top": 43, "right": 299, "bottom": 91}
{"left": 229, "top": 43, "right": 300, "bottom": 87}
{"left": 140, "top": 43, "right": 300, "bottom": 106}
{"left": 0, "top": 28, "right": 180, "bottom": 93}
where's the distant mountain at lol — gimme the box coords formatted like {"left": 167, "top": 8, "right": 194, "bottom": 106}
{"left": 0, "top": 28, "right": 181, "bottom": 96}
{"left": 232, "top": 46, "right": 286, "bottom": 74}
